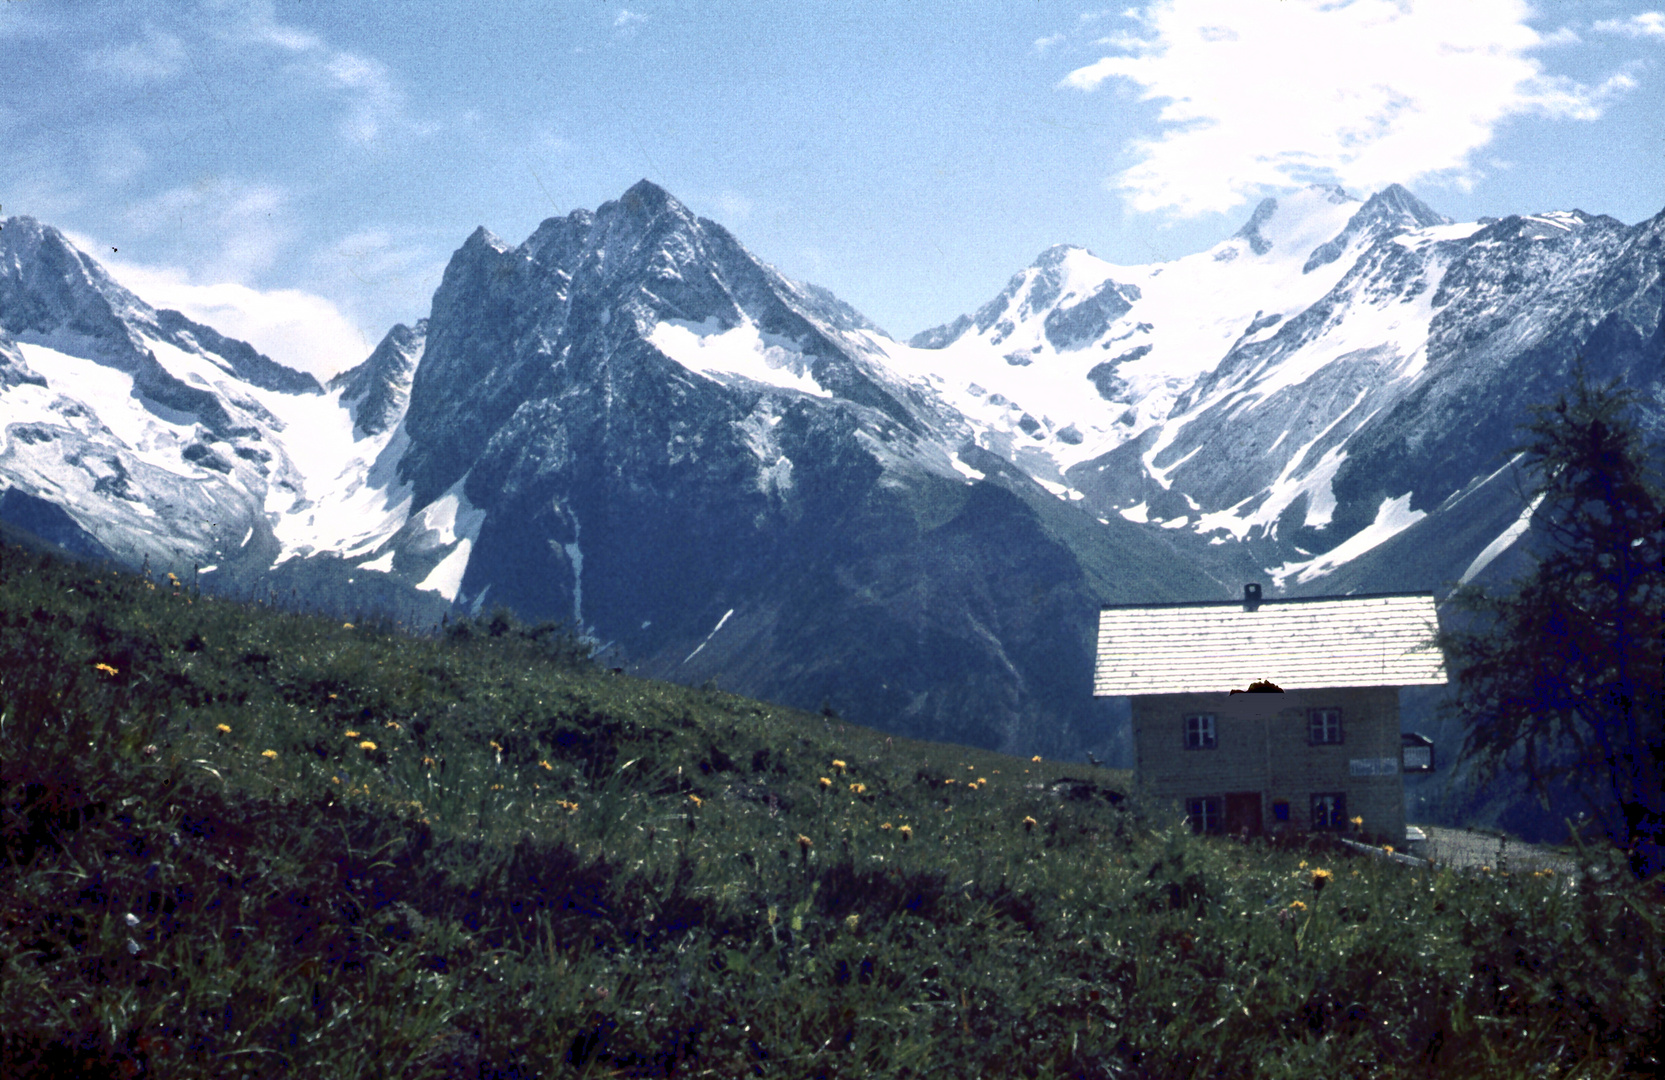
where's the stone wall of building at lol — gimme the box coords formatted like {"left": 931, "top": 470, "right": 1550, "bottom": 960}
{"left": 1132, "top": 686, "right": 1406, "bottom": 843}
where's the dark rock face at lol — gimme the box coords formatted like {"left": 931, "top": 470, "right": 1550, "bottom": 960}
{"left": 1044, "top": 280, "right": 1140, "bottom": 351}
{"left": 382, "top": 181, "right": 1217, "bottom": 756}
{"left": 331, "top": 320, "right": 426, "bottom": 438}
{"left": 0, "top": 488, "right": 113, "bottom": 561}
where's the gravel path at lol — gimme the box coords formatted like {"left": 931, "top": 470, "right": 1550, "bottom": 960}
{"left": 1412, "top": 825, "right": 1578, "bottom": 876}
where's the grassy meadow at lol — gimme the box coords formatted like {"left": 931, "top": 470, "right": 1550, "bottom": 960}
{"left": 1, "top": 542, "right": 1659, "bottom": 1078}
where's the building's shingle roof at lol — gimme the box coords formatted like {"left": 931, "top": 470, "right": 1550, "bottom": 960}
{"left": 1094, "top": 592, "right": 1447, "bottom": 696}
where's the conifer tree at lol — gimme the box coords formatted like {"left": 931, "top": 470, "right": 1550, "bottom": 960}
{"left": 1442, "top": 367, "right": 1663, "bottom": 876}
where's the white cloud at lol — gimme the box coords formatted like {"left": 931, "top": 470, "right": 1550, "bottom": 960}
{"left": 615, "top": 9, "right": 649, "bottom": 30}
{"left": 310, "top": 229, "right": 446, "bottom": 319}
{"left": 322, "top": 50, "right": 404, "bottom": 143}
{"left": 84, "top": 25, "right": 186, "bottom": 84}
{"left": 712, "top": 191, "right": 754, "bottom": 223}
{"left": 121, "top": 179, "right": 294, "bottom": 282}
{"left": 1062, "top": 0, "right": 1636, "bottom": 217}
{"left": 209, "top": 0, "right": 413, "bottom": 146}
{"left": 1593, "top": 11, "right": 1665, "bottom": 39}
{"left": 86, "top": 130, "right": 150, "bottom": 186}
{"left": 101, "top": 258, "right": 373, "bottom": 380}
{"left": 1033, "top": 33, "right": 1067, "bottom": 55}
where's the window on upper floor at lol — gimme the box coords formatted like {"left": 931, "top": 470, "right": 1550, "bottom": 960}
{"left": 1308, "top": 707, "right": 1343, "bottom": 745}
{"left": 1184, "top": 713, "right": 1217, "bottom": 750}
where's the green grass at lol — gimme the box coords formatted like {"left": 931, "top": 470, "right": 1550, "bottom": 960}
{"left": 1, "top": 544, "right": 1659, "bottom": 1078}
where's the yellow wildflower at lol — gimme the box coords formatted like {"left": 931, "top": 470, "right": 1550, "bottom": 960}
{"left": 489, "top": 740, "right": 502, "bottom": 751}
{"left": 216, "top": 723, "right": 232, "bottom": 734}
{"left": 689, "top": 794, "right": 703, "bottom": 808}
{"left": 977, "top": 778, "right": 988, "bottom": 786}
{"left": 1311, "top": 868, "right": 1333, "bottom": 893}
{"left": 261, "top": 750, "right": 278, "bottom": 760}
{"left": 943, "top": 778, "right": 956, "bottom": 786}
{"left": 880, "top": 822, "right": 894, "bottom": 832}
{"left": 94, "top": 662, "right": 119, "bottom": 677}
{"left": 359, "top": 740, "right": 377, "bottom": 752}
{"left": 1350, "top": 816, "right": 1364, "bottom": 827}
{"left": 818, "top": 777, "right": 832, "bottom": 789}
{"left": 849, "top": 783, "right": 867, "bottom": 794}
{"left": 342, "top": 623, "right": 354, "bottom": 629}
{"left": 422, "top": 756, "right": 436, "bottom": 767}
{"left": 899, "top": 825, "right": 912, "bottom": 840}
{"left": 797, "top": 834, "right": 813, "bottom": 852}
{"left": 539, "top": 760, "right": 553, "bottom": 771}
{"left": 1298, "top": 860, "right": 1308, "bottom": 869}
{"left": 1023, "top": 816, "right": 1038, "bottom": 831}
{"left": 1289, "top": 899, "right": 1307, "bottom": 911}
{"left": 1031, "top": 755, "right": 1042, "bottom": 763}
{"left": 1383, "top": 845, "right": 1394, "bottom": 855}
{"left": 345, "top": 730, "right": 360, "bottom": 738}
{"left": 831, "top": 759, "right": 847, "bottom": 772}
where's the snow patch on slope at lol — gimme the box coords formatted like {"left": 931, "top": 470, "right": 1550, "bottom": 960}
{"left": 409, "top": 477, "right": 486, "bottom": 601}
{"left": 1459, "top": 493, "right": 1544, "bottom": 585}
{"left": 1268, "top": 493, "right": 1425, "bottom": 587}
{"left": 650, "top": 317, "right": 829, "bottom": 397}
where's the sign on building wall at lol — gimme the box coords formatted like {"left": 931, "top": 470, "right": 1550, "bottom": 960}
{"left": 1349, "top": 757, "right": 1399, "bottom": 777}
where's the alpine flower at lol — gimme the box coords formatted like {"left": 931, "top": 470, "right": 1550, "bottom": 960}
{"left": 261, "top": 750, "right": 278, "bottom": 760}
{"left": 359, "top": 740, "right": 377, "bottom": 752}
{"left": 94, "top": 662, "right": 119, "bottom": 677}
{"left": 216, "top": 723, "right": 232, "bottom": 734}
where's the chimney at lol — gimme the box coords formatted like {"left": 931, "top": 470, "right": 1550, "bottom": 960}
{"left": 1243, "top": 583, "right": 1262, "bottom": 612}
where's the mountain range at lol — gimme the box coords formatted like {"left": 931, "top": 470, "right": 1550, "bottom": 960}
{"left": 1, "top": 180, "right": 1659, "bottom": 765}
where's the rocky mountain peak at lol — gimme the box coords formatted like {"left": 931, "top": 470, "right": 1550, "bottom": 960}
{"left": 1300, "top": 183, "right": 1449, "bottom": 273}
{"left": 330, "top": 319, "right": 427, "bottom": 438}
{"left": 1034, "top": 243, "right": 1090, "bottom": 269}
{"left": 0, "top": 215, "right": 146, "bottom": 356}
{"left": 1231, "top": 184, "right": 1359, "bottom": 258}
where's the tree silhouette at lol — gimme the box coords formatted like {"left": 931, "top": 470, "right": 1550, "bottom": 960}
{"left": 1441, "top": 367, "right": 1663, "bottom": 876}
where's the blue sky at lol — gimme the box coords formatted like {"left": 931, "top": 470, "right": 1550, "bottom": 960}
{"left": 3, "top": 1, "right": 1661, "bottom": 377}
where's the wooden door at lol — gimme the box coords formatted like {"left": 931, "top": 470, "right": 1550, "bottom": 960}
{"left": 1224, "top": 792, "right": 1264, "bottom": 836}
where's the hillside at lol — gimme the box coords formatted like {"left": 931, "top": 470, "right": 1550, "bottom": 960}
{"left": 1, "top": 540, "right": 1657, "bottom": 1078}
